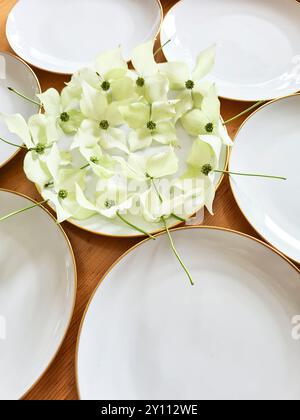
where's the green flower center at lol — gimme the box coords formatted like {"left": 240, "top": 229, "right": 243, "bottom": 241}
{"left": 100, "top": 120, "right": 109, "bottom": 130}
{"left": 201, "top": 164, "right": 213, "bottom": 176}
{"left": 60, "top": 112, "right": 70, "bottom": 122}
{"left": 58, "top": 189, "right": 68, "bottom": 200}
{"left": 104, "top": 199, "right": 116, "bottom": 209}
{"left": 90, "top": 156, "right": 99, "bottom": 164}
{"left": 136, "top": 77, "right": 145, "bottom": 87}
{"left": 147, "top": 121, "right": 157, "bottom": 131}
{"left": 205, "top": 122, "right": 214, "bottom": 133}
{"left": 101, "top": 81, "right": 111, "bottom": 91}
{"left": 35, "top": 143, "right": 46, "bottom": 154}
{"left": 185, "top": 80, "right": 195, "bottom": 90}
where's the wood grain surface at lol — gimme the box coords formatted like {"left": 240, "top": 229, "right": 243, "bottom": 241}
{"left": 0, "top": 0, "right": 297, "bottom": 401}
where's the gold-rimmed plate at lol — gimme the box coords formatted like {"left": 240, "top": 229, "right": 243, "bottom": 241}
{"left": 229, "top": 94, "right": 300, "bottom": 263}
{"left": 76, "top": 227, "right": 300, "bottom": 400}
{"left": 0, "top": 189, "right": 77, "bottom": 400}
{"left": 161, "top": 0, "right": 300, "bottom": 101}
{"left": 6, "top": 0, "right": 163, "bottom": 74}
{"left": 0, "top": 52, "right": 41, "bottom": 169}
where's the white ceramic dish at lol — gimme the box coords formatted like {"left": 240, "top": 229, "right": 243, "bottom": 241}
{"left": 6, "top": 0, "right": 163, "bottom": 74}
{"left": 61, "top": 127, "right": 228, "bottom": 237}
{"left": 230, "top": 94, "right": 300, "bottom": 263}
{"left": 76, "top": 227, "right": 300, "bottom": 400}
{"left": 0, "top": 52, "right": 40, "bottom": 168}
{"left": 161, "top": 0, "right": 300, "bottom": 101}
{"left": 0, "top": 190, "right": 76, "bottom": 400}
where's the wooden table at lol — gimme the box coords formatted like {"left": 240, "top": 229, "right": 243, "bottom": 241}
{"left": 1, "top": 0, "right": 296, "bottom": 400}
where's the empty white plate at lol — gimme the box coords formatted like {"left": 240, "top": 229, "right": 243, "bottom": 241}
{"left": 76, "top": 227, "right": 300, "bottom": 400}
{"left": 0, "top": 52, "right": 40, "bottom": 169}
{"left": 0, "top": 190, "right": 76, "bottom": 400}
{"left": 6, "top": 0, "right": 163, "bottom": 74}
{"left": 161, "top": 0, "right": 300, "bottom": 101}
{"left": 230, "top": 94, "right": 300, "bottom": 263}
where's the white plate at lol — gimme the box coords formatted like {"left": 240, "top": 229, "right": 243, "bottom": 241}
{"left": 61, "top": 128, "right": 228, "bottom": 237}
{"left": 0, "top": 190, "right": 76, "bottom": 400}
{"left": 0, "top": 52, "right": 40, "bottom": 168}
{"left": 6, "top": 0, "right": 163, "bottom": 74}
{"left": 76, "top": 227, "right": 300, "bottom": 400}
{"left": 230, "top": 94, "right": 300, "bottom": 263}
{"left": 161, "top": 0, "right": 300, "bottom": 101}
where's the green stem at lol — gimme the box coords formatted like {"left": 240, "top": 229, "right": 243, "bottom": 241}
{"left": 214, "top": 169, "right": 286, "bottom": 181}
{"left": 116, "top": 211, "right": 156, "bottom": 240}
{"left": 0, "top": 136, "right": 27, "bottom": 150}
{"left": 161, "top": 216, "right": 194, "bottom": 286}
{"left": 0, "top": 200, "right": 49, "bottom": 222}
{"left": 150, "top": 177, "right": 163, "bottom": 203}
{"left": 154, "top": 39, "right": 172, "bottom": 57}
{"left": 44, "top": 181, "right": 54, "bottom": 188}
{"left": 149, "top": 103, "right": 153, "bottom": 120}
{"left": 8, "top": 87, "right": 41, "bottom": 107}
{"left": 149, "top": 180, "right": 186, "bottom": 222}
{"left": 80, "top": 163, "right": 90, "bottom": 170}
{"left": 171, "top": 213, "right": 186, "bottom": 223}
{"left": 28, "top": 144, "right": 52, "bottom": 152}
{"left": 223, "top": 101, "right": 265, "bottom": 125}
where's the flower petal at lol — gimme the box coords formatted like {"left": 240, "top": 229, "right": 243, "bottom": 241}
{"left": 55, "top": 167, "right": 86, "bottom": 192}
{"left": 119, "top": 102, "right": 150, "bottom": 129}
{"left": 151, "top": 101, "right": 176, "bottom": 122}
{"left": 64, "top": 195, "right": 97, "bottom": 221}
{"left": 72, "top": 119, "right": 100, "bottom": 149}
{"left": 187, "top": 135, "right": 222, "bottom": 170}
{"left": 140, "top": 186, "right": 170, "bottom": 223}
{"left": 105, "top": 102, "right": 124, "bottom": 127}
{"left": 42, "top": 190, "right": 72, "bottom": 223}
{"left": 131, "top": 40, "right": 158, "bottom": 77}
{"left": 75, "top": 184, "right": 98, "bottom": 212}
{"left": 60, "top": 110, "right": 84, "bottom": 135}
{"left": 100, "top": 127, "right": 129, "bottom": 154}
{"left": 204, "top": 179, "right": 216, "bottom": 215}
{"left": 91, "top": 155, "right": 116, "bottom": 179}
{"left": 23, "top": 152, "right": 51, "bottom": 188}
{"left": 146, "top": 147, "right": 178, "bottom": 178}
{"left": 143, "top": 74, "right": 169, "bottom": 103}
{"left": 201, "top": 85, "right": 220, "bottom": 123}
{"left": 192, "top": 80, "right": 215, "bottom": 108}
{"left": 128, "top": 128, "right": 153, "bottom": 152}
{"left": 40, "top": 143, "right": 61, "bottom": 180}
{"left": 37, "top": 88, "right": 61, "bottom": 116}
{"left": 0, "top": 113, "right": 33, "bottom": 149}
{"left": 192, "top": 45, "right": 216, "bottom": 81}
{"left": 218, "top": 120, "right": 233, "bottom": 146}
{"left": 95, "top": 47, "right": 127, "bottom": 78}
{"left": 174, "top": 91, "right": 193, "bottom": 121}
{"left": 111, "top": 76, "right": 136, "bottom": 102}
{"left": 171, "top": 178, "right": 205, "bottom": 218}
{"left": 80, "top": 82, "right": 107, "bottom": 121}
{"left": 28, "top": 114, "right": 60, "bottom": 146}
{"left": 159, "top": 62, "right": 190, "bottom": 89}
{"left": 181, "top": 109, "right": 209, "bottom": 137}
{"left": 114, "top": 154, "right": 147, "bottom": 181}
{"left": 153, "top": 121, "right": 178, "bottom": 146}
